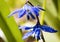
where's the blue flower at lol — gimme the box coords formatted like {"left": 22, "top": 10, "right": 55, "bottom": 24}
{"left": 19, "top": 21, "right": 57, "bottom": 40}
{"left": 8, "top": 4, "right": 44, "bottom": 20}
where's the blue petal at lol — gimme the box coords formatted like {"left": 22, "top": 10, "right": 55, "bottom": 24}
{"left": 8, "top": 9, "right": 20, "bottom": 17}
{"left": 34, "top": 22, "right": 41, "bottom": 28}
{"left": 23, "top": 4, "right": 30, "bottom": 10}
{"left": 19, "top": 26, "right": 32, "bottom": 30}
{"left": 35, "top": 28, "right": 40, "bottom": 40}
{"left": 23, "top": 31, "right": 34, "bottom": 39}
{"left": 18, "top": 9, "right": 26, "bottom": 18}
{"left": 27, "top": 14, "right": 30, "bottom": 20}
{"left": 32, "top": 7, "right": 39, "bottom": 16}
{"left": 29, "top": 12, "right": 35, "bottom": 19}
{"left": 41, "top": 25, "right": 57, "bottom": 33}
{"left": 34, "top": 7, "right": 40, "bottom": 12}
{"left": 26, "top": 11, "right": 30, "bottom": 20}
{"left": 28, "top": 6, "right": 39, "bottom": 16}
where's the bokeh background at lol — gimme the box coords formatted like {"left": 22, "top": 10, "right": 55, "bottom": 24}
{"left": 0, "top": 0, "right": 60, "bottom": 42}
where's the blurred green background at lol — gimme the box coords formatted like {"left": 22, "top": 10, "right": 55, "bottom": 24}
{"left": 0, "top": 0, "right": 60, "bottom": 42}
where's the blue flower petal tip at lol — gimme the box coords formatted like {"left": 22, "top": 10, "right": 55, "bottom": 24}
{"left": 23, "top": 31, "right": 34, "bottom": 40}
{"left": 38, "top": 7, "right": 45, "bottom": 11}
{"left": 41, "top": 25, "right": 57, "bottom": 33}
{"left": 8, "top": 9, "right": 21, "bottom": 18}
{"left": 37, "top": 5, "right": 45, "bottom": 11}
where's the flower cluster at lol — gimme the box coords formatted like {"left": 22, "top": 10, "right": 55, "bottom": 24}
{"left": 9, "top": 1, "right": 57, "bottom": 41}
{"left": 8, "top": 3, "right": 44, "bottom": 20}
{"left": 19, "top": 19, "right": 57, "bottom": 40}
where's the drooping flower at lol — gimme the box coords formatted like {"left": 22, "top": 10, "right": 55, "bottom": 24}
{"left": 19, "top": 20, "right": 57, "bottom": 40}
{"left": 8, "top": 3, "right": 44, "bottom": 20}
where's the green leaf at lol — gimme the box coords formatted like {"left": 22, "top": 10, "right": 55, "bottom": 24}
{"left": 0, "top": 0, "right": 23, "bottom": 42}
{"left": 6, "top": 0, "right": 15, "bottom": 8}
{"left": 58, "top": 0, "right": 60, "bottom": 20}
{"left": 46, "top": 0, "right": 57, "bottom": 17}
{"left": 52, "top": 0, "right": 58, "bottom": 11}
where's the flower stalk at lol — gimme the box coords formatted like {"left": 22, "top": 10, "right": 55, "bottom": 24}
{"left": 26, "top": 1, "right": 46, "bottom": 42}
{"left": 36, "top": 15, "right": 45, "bottom": 42}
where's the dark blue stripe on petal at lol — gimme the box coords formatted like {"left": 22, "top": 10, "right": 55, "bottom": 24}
{"left": 25, "top": 27, "right": 32, "bottom": 30}
{"left": 41, "top": 25, "right": 57, "bottom": 33}
{"left": 34, "top": 22, "right": 41, "bottom": 28}
{"left": 34, "top": 7, "right": 40, "bottom": 12}
{"left": 29, "top": 12, "right": 35, "bottom": 19}
{"left": 18, "top": 9, "right": 26, "bottom": 18}
{"left": 37, "top": 35, "right": 40, "bottom": 40}
{"left": 32, "top": 7, "right": 39, "bottom": 16}
{"left": 28, "top": 7, "right": 39, "bottom": 16}
{"left": 27, "top": 14, "right": 30, "bottom": 20}
{"left": 35, "top": 29, "right": 40, "bottom": 40}
{"left": 19, "top": 26, "right": 32, "bottom": 30}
